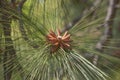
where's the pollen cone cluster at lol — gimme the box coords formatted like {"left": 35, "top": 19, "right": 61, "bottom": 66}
{"left": 46, "top": 30, "right": 72, "bottom": 53}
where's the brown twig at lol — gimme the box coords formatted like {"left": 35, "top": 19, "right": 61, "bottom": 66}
{"left": 18, "top": 0, "right": 27, "bottom": 8}
{"left": 61, "top": 16, "right": 82, "bottom": 33}
{"left": 93, "top": 0, "right": 119, "bottom": 65}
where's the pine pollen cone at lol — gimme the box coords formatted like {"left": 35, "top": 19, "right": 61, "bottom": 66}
{"left": 46, "top": 29, "right": 72, "bottom": 53}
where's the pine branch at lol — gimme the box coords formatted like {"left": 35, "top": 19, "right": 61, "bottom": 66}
{"left": 61, "top": 0, "right": 102, "bottom": 33}
{"left": 96, "top": 0, "right": 119, "bottom": 51}
{"left": 93, "top": 0, "right": 119, "bottom": 65}
{"left": 17, "top": 0, "right": 39, "bottom": 48}
{"left": 0, "top": 1, "right": 27, "bottom": 80}
{"left": 1, "top": 9, "right": 15, "bottom": 80}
